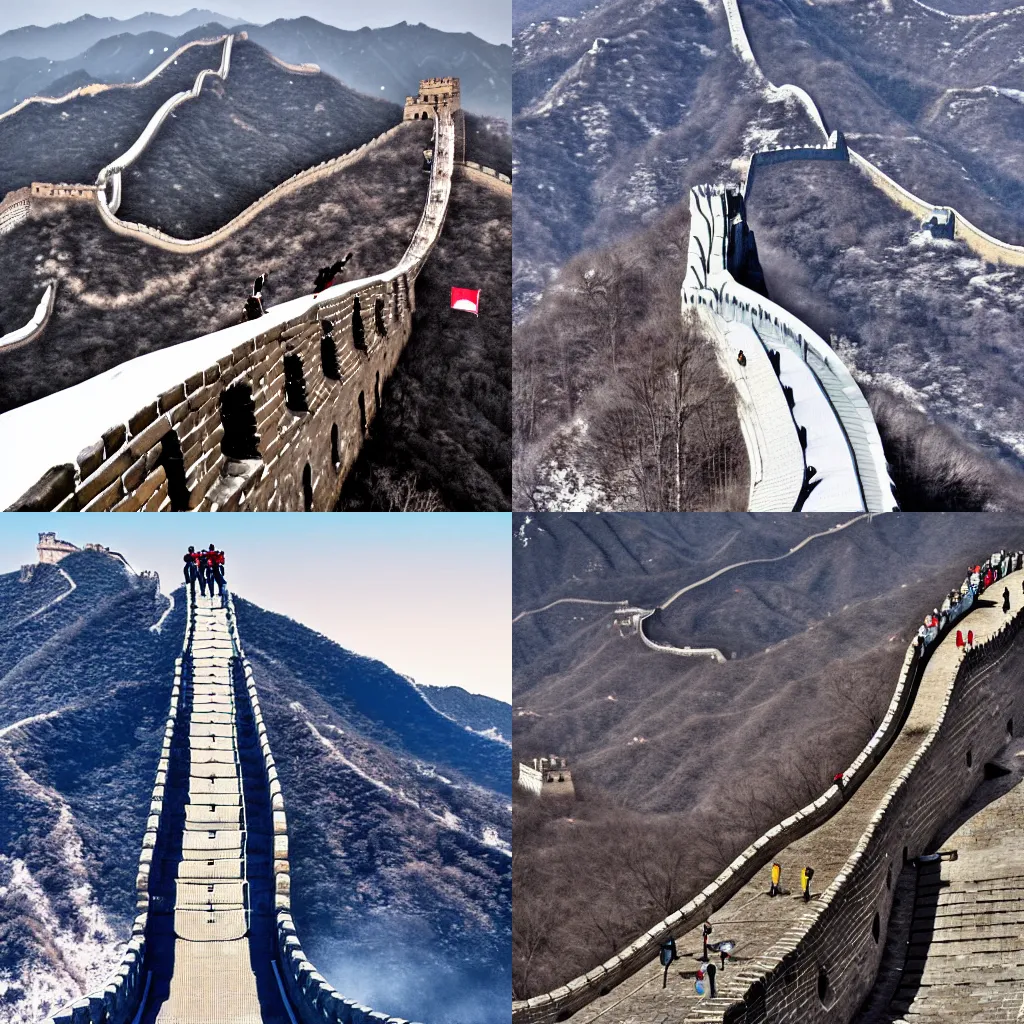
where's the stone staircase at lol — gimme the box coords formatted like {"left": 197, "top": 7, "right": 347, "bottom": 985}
{"left": 858, "top": 736, "right": 1024, "bottom": 1024}
{"left": 142, "top": 591, "right": 291, "bottom": 1024}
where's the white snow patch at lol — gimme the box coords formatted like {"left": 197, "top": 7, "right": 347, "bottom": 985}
{"left": 482, "top": 828, "right": 511, "bottom": 856}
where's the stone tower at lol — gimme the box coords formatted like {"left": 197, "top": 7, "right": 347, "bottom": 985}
{"left": 37, "top": 532, "right": 80, "bottom": 564}
{"left": 403, "top": 76, "right": 461, "bottom": 121}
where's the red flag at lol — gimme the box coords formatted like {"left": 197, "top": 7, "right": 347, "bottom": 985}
{"left": 451, "top": 287, "right": 480, "bottom": 315}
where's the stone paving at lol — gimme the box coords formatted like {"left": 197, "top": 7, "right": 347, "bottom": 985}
{"left": 142, "top": 594, "right": 291, "bottom": 1024}
{"left": 569, "top": 574, "right": 1024, "bottom": 1024}
{"left": 858, "top": 733, "right": 1024, "bottom": 1024}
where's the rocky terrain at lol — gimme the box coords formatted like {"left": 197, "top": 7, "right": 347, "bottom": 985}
{"left": 0, "top": 548, "right": 509, "bottom": 1024}
{"left": 513, "top": 512, "right": 1024, "bottom": 996}
{"left": 116, "top": 38, "right": 402, "bottom": 237}
{"left": 513, "top": 0, "right": 1024, "bottom": 509}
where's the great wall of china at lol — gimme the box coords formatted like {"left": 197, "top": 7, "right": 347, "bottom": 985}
{"left": 513, "top": 549, "right": 1024, "bottom": 1024}
{"left": 720, "top": 0, "right": 1024, "bottom": 266}
{"left": 679, "top": 0, "right": 1024, "bottom": 511}
{"left": 0, "top": 34, "right": 511, "bottom": 511}
{"left": 43, "top": 581, "right": 422, "bottom": 1024}
{"left": 683, "top": 183, "right": 896, "bottom": 513}
{"left": 96, "top": 33, "right": 236, "bottom": 223}
{"left": 0, "top": 100, "right": 452, "bottom": 512}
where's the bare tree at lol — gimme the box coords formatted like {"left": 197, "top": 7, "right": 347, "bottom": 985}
{"left": 367, "top": 468, "right": 444, "bottom": 511}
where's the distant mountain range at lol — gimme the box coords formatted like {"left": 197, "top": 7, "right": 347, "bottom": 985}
{"left": 0, "top": 549, "right": 509, "bottom": 1024}
{"left": 0, "top": 13, "right": 511, "bottom": 117}
{"left": 0, "top": 9, "right": 241, "bottom": 61}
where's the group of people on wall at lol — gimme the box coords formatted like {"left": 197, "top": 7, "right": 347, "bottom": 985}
{"left": 182, "top": 545, "right": 226, "bottom": 596}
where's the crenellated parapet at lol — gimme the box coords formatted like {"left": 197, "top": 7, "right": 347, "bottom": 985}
{"left": 404, "top": 76, "right": 461, "bottom": 122}
{"left": 1, "top": 110, "right": 456, "bottom": 512}
{"left": 513, "top": 550, "right": 1024, "bottom": 1024}
{"left": 40, "top": 586, "right": 197, "bottom": 1024}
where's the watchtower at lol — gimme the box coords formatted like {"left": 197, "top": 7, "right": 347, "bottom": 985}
{"left": 404, "top": 77, "right": 461, "bottom": 121}
{"left": 37, "top": 532, "right": 80, "bottom": 564}
{"left": 516, "top": 756, "right": 576, "bottom": 798}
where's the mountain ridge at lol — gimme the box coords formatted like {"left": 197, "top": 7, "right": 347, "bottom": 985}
{"left": 0, "top": 15, "right": 510, "bottom": 118}
{"left": 0, "top": 547, "right": 508, "bottom": 1024}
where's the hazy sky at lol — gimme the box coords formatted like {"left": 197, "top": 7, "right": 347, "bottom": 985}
{"left": 0, "top": 513, "right": 511, "bottom": 703}
{"left": 0, "top": 1, "right": 510, "bottom": 46}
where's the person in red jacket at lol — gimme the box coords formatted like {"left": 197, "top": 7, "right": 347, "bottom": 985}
{"left": 212, "top": 549, "right": 226, "bottom": 596}
{"left": 197, "top": 547, "right": 211, "bottom": 597}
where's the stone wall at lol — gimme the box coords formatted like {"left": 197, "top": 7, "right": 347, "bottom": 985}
{"left": 0, "top": 35, "right": 229, "bottom": 125}
{"left": 5, "top": 110, "right": 455, "bottom": 512}
{"left": 713, "top": 552, "right": 1024, "bottom": 1024}
{"left": 0, "top": 186, "right": 31, "bottom": 236}
{"left": 221, "top": 592, "right": 424, "bottom": 1024}
{"left": 517, "top": 762, "right": 544, "bottom": 796}
{"left": 30, "top": 182, "right": 99, "bottom": 200}
{"left": 512, "top": 554, "right": 1018, "bottom": 1024}
{"left": 637, "top": 609, "right": 726, "bottom": 661}
{"left": 96, "top": 122, "right": 407, "bottom": 253}
{"left": 682, "top": 183, "right": 896, "bottom": 513}
{"left": 0, "top": 281, "right": 56, "bottom": 354}
{"left": 461, "top": 162, "right": 512, "bottom": 189}
{"left": 743, "top": 132, "right": 847, "bottom": 199}
{"left": 98, "top": 34, "right": 234, "bottom": 216}
{"left": 42, "top": 589, "right": 197, "bottom": 1024}
{"left": 719, "top": 0, "right": 1024, "bottom": 270}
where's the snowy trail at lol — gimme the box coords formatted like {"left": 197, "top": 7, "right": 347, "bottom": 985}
{"left": 512, "top": 597, "right": 629, "bottom": 625}
{"left": 149, "top": 593, "right": 174, "bottom": 633}
{"left": 0, "top": 709, "right": 62, "bottom": 740}
{"left": 2, "top": 568, "right": 77, "bottom": 633}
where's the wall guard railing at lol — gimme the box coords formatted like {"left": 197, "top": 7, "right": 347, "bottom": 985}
{"left": 40, "top": 588, "right": 197, "bottom": 1024}
{"left": 511, "top": 550, "right": 1020, "bottom": 1024}
{"left": 222, "top": 592, "right": 425, "bottom": 1024}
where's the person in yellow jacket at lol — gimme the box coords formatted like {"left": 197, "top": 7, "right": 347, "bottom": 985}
{"left": 801, "top": 865, "right": 815, "bottom": 902}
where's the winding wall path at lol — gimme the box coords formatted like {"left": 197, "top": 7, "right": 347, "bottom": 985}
{"left": 1, "top": 109, "right": 456, "bottom": 512}
{"left": 0, "top": 36, "right": 229, "bottom": 125}
{"left": 723, "top": 0, "right": 1024, "bottom": 268}
{"left": 683, "top": 184, "right": 896, "bottom": 512}
{"left": 513, "top": 549, "right": 1023, "bottom": 1024}
{"left": 0, "top": 281, "right": 56, "bottom": 354}
{"left": 45, "top": 584, "right": 423, "bottom": 1024}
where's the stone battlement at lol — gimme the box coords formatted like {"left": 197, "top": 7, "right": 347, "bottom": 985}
{"left": 517, "top": 756, "right": 575, "bottom": 797}
{"left": 30, "top": 182, "right": 99, "bottom": 200}
{"left": 37, "top": 531, "right": 79, "bottom": 564}
{"left": 404, "top": 75, "right": 461, "bottom": 121}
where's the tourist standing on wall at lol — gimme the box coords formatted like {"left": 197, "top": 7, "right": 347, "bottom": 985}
{"left": 183, "top": 546, "right": 199, "bottom": 594}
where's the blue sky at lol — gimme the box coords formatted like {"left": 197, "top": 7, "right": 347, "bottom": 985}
{"left": 0, "top": 514, "right": 511, "bottom": 702}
